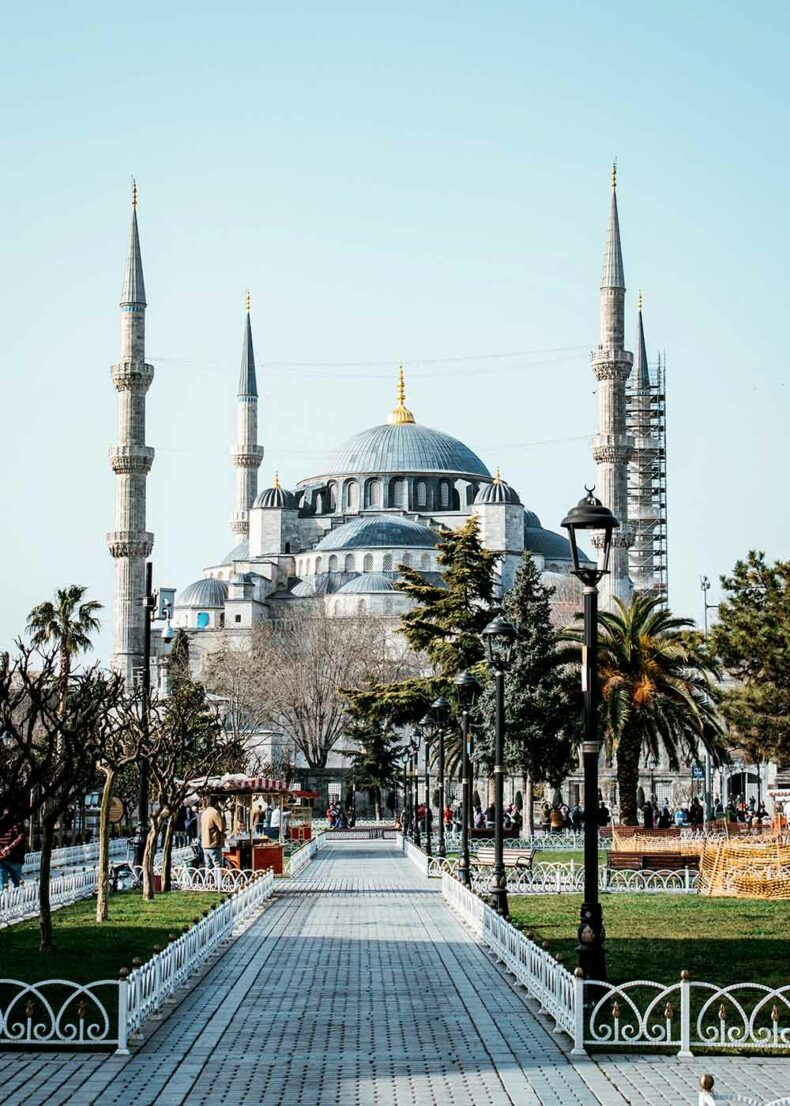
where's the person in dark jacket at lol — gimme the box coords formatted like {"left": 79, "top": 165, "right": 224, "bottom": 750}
{"left": 0, "top": 812, "right": 26, "bottom": 890}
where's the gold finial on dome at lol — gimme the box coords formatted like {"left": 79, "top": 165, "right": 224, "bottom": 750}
{"left": 387, "top": 365, "right": 415, "bottom": 425}
{"left": 493, "top": 465, "right": 503, "bottom": 485}
{"left": 273, "top": 470, "right": 281, "bottom": 490}
{"left": 245, "top": 288, "right": 251, "bottom": 313}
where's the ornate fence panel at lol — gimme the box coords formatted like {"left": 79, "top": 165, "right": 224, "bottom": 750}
{"left": 0, "top": 868, "right": 99, "bottom": 927}
{"left": 23, "top": 838, "right": 131, "bottom": 875}
{"left": 441, "top": 831, "right": 612, "bottom": 852}
{"left": 469, "top": 862, "right": 697, "bottom": 894}
{"left": 0, "top": 979, "right": 120, "bottom": 1049}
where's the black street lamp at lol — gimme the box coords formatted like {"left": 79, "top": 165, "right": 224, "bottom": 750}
{"left": 562, "top": 486, "right": 619, "bottom": 981}
{"left": 135, "top": 562, "right": 174, "bottom": 867}
{"left": 454, "top": 671, "right": 481, "bottom": 888}
{"left": 432, "top": 697, "right": 449, "bottom": 858}
{"left": 481, "top": 613, "right": 518, "bottom": 918}
{"left": 411, "top": 734, "right": 422, "bottom": 847}
{"left": 419, "top": 714, "right": 433, "bottom": 858}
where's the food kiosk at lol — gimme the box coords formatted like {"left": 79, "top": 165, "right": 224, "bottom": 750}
{"left": 194, "top": 775, "right": 316, "bottom": 875}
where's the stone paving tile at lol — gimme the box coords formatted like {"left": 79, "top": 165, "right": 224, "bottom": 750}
{"left": 3, "top": 841, "right": 789, "bottom": 1106}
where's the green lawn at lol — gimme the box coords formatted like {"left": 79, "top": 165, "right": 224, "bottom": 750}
{"left": 0, "top": 891, "right": 226, "bottom": 984}
{"left": 509, "top": 893, "right": 790, "bottom": 989}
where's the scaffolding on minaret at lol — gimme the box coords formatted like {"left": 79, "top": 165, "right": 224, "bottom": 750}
{"left": 626, "top": 349, "right": 668, "bottom": 604}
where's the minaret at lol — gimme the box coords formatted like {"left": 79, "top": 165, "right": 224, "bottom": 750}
{"left": 107, "top": 181, "right": 155, "bottom": 681}
{"left": 628, "top": 292, "right": 658, "bottom": 592}
{"left": 230, "top": 291, "right": 264, "bottom": 536}
{"left": 591, "top": 163, "right": 634, "bottom": 609}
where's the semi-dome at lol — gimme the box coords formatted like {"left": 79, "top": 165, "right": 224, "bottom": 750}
{"left": 222, "top": 539, "right": 250, "bottom": 564}
{"left": 524, "top": 520, "right": 591, "bottom": 563}
{"left": 314, "top": 515, "right": 440, "bottom": 552}
{"left": 338, "top": 573, "right": 398, "bottom": 594}
{"left": 176, "top": 577, "right": 229, "bottom": 608}
{"left": 474, "top": 471, "right": 521, "bottom": 506}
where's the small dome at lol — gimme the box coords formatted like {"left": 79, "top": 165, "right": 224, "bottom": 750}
{"left": 291, "top": 579, "right": 318, "bottom": 597}
{"left": 338, "top": 573, "right": 399, "bottom": 595}
{"left": 222, "top": 539, "right": 250, "bottom": 565}
{"left": 176, "top": 577, "right": 229, "bottom": 608}
{"left": 523, "top": 509, "right": 541, "bottom": 528}
{"left": 524, "top": 521, "right": 591, "bottom": 563}
{"left": 314, "top": 515, "right": 439, "bottom": 552}
{"left": 474, "top": 475, "right": 521, "bottom": 506}
{"left": 254, "top": 474, "right": 296, "bottom": 510}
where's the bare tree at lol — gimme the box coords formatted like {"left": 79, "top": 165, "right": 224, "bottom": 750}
{"left": 229, "top": 610, "right": 419, "bottom": 769}
{"left": 0, "top": 645, "right": 126, "bottom": 951}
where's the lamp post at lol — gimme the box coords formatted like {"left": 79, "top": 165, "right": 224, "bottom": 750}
{"left": 411, "top": 735, "right": 421, "bottom": 847}
{"left": 419, "top": 715, "right": 433, "bottom": 857}
{"left": 455, "top": 672, "right": 481, "bottom": 888}
{"left": 134, "top": 562, "right": 174, "bottom": 867}
{"left": 432, "top": 697, "right": 449, "bottom": 858}
{"left": 700, "top": 575, "right": 720, "bottom": 822}
{"left": 481, "top": 613, "right": 518, "bottom": 919}
{"left": 561, "top": 487, "right": 619, "bottom": 981}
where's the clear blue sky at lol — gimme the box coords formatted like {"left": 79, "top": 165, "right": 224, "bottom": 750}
{"left": 2, "top": 1, "right": 788, "bottom": 662}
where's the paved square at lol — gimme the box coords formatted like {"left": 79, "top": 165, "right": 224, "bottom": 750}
{"left": 1, "top": 841, "right": 787, "bottom": 1105}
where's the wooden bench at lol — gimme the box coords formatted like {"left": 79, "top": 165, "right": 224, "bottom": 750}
{"left": 473, "top": 846, "right": 534, "bottom": 871}
{"left": 608, "top": 850, "right": 699, "bottom": 872}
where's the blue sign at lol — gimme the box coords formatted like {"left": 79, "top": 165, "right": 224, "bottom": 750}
{"left": 691, "top": 764, "right": 705, "bottom": 780}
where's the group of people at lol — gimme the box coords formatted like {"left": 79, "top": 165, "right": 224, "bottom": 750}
{"left": 640, "top": 794, "right": 772, "bottom": 829}
{"left": 325, "top": 803, "right": 356, "bottom": 829}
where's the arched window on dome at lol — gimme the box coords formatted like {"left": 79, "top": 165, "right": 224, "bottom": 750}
{"left": 365, "top": 478, "right": 382, "bottom": 508}
{"left": 416, "top": 480, "right": 428, "bottom": 508}
{"left": 382, "top": 553, "right": 393, "bottom": 572}
{"left": 315, "top": 556, "right": 322, "bottom": 574}
{"left": 439, "top": 480, "right": 450, "bottom": 509}
{"left": 383, "top": 598, "right": 394, "bottom": 616}
{"left": 345, "top": 480, "right": 359, "bottom": 511}
{"left": 328, "top": 554, "right": 338, "bottom": 573}
{"left": 389, "top": 477, "right": 406, "bottom": 509}
{"left": 401, "top": 552, "right": 412, "bottom": 568}
{"left": 363, "top": 553, "right": 374, "bottom": 572}
{"left": 344, "top": 554, "right": 356, "bottom": 573}
{"left": 421, "top": 553, "right": 430, "bottom": 570}
{"left": 326, "top": 482, "right": 337, "bottom": 512}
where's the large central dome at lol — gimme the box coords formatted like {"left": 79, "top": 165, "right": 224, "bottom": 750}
{"left": 314, "top": 421, "right": 490, "bottom": 479}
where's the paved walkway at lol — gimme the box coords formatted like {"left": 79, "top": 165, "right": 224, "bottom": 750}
{"left": 1, "top": 841, "right": 788, "bottom": 1105}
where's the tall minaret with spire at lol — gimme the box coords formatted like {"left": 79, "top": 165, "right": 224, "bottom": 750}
{"left": 230, "top": 292, "right": 264, "bottom": 537}
{"left": 107, "top": 181, "right": 155, "bottom": 681}
{"left": 628, "top": 291, "right": 658, "bottom": 592}
{"left": 591, "top": 163, "right": 634, "bottom": 609}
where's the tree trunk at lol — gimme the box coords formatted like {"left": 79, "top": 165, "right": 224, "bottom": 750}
{"left": 487, "top": 775, "right": 495, "bottom": 808}
{"left": 374, "top": 789, "right": 381, "bottom": 822}
{"left": 141, "top": 817, "right": 160, "bottom": 902}
{"left": 616, "top": 736, "right": 642, "bottom": 826}
{"left": 96, "top": 766, "right": 115, "bottom": 922}
{"left": 524, "top": 773, "right": 534, "bottom": 836}
{"left": 39, "top": 815, "right": 56, "bottom": 953}
{"left": 160, "top": 817, "right": 176, "bottom": 892}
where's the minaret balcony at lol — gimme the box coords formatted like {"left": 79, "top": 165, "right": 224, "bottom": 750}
{"left": 111, "top": 361, "right": 155, "bottom": 392}
{"left": 106, "top": 530, "right": 154, "bottom": 558}
{"left": 592, "top": 434, "right": 633, "bottom": 464}
{"left": 231, "top": 445, "right": 264, "bottom": 467}
{"left": 109, "top": 445, "right": 155, "bottom": 474}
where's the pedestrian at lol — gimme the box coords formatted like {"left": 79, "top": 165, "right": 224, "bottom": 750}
{"left": 0, "top": 812, "right": 26, "bottom": 891}
{"left": 200, "top": 795, "right": 225, "bottom": 870}
{"left": 642, "top": 799, "right": 654, "bottom": 829}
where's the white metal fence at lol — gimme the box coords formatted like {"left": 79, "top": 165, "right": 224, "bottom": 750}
{"left": 395, "top": 833, "right": 430, "bottom": 876}
{"left": 23, "top": 838, "right": 132, "bottom": 875}
{"left": 284, "top": 832, "right": 327, "bottom": 877}
{"left": 0, "top": 869, "right": 276, "bottom": 1052}
{"left": 0, "top": 868, "right": 99, "bottom": 927}
{"left": 441, "top": 873, "right": 790, "bottom": 1056}
{"left": 428, "top": 856, "right": 698, "bottom": 893}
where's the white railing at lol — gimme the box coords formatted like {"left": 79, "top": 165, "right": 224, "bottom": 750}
{"left": 465, "top": 860, "right": 697, "bottom": 894}
{"left": 0, "top": 869, "right": 275, "bottom": 1053}
{"left": 441, "top": 873, "right": 790, "bottom": 1057}
{"left": 124, "top": 869, "right": 275, "bottom": 1048}
{"left": 437, "top": 831, "right": 612, "bottom": 852}
{"left": 395, "top": 832, "right": 430, "bottom": 877}
{"left": 0, "top": 868, "right": 99, "bottom": 927}
{"left": 23, "top": 838, "right": 132, "bottom": 875}
{"left": 285, "top": 831, "right": 327, "bottom": 877}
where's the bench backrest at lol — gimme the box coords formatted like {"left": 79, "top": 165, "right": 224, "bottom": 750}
{"left": 476, "top": 847, "right": 533, "bottom": 866}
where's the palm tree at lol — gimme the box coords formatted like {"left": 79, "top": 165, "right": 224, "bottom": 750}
{"left": 27, "top": 585, "right": 102, "bottom": 686}
{"left": 565, "top": 593, "right": 725, "bottom": 825}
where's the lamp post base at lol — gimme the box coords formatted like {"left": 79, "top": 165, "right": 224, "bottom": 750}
{"left": 490, "top": 871, "right": 509, "bottom": 919}
{"left": 576, "top": 900, "right": 606, "bottom": 981}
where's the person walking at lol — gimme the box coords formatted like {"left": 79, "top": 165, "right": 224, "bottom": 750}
{"left": 0, "top": 814, "right": 26, "bottom": 891}
{"left": 200, "top": 795, "right": 225, "bottom": 873}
